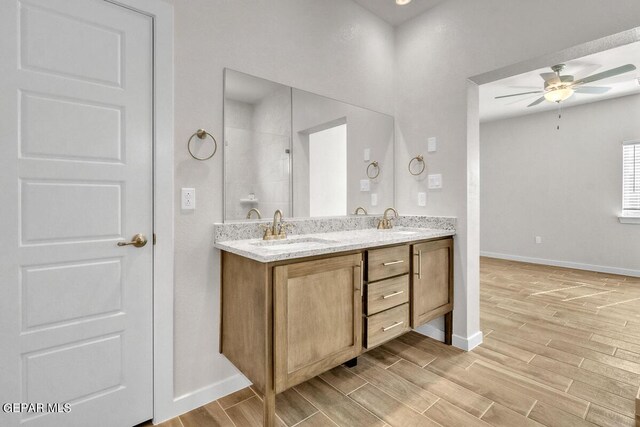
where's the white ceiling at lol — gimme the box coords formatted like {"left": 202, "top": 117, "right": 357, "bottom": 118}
{"left": 480, "top": 42, "right": 640, "bottom": 123}
{"left": 352, "top": 0, "right": 445, "bottom": 26}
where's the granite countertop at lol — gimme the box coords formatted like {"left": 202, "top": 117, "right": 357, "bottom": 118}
{"left": 214, "top": 227, "right": 455, "bottom": 263}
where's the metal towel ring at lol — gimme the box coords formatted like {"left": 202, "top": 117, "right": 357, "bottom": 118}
{"left": 366, "top": 161, "right": 380, "bottom": 179}
{"left": 408, "top": 155, "right": 426, "bottom": 176}
{"left": 188, "top": 129, "right": 217, "bottom": 161}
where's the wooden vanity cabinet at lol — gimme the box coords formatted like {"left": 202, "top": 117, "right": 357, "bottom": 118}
{"left": 411, "top": 238, "right": 454, "bottom": 344}
{"left": 273, "top": 254, "right": 362, "bottom": 392}
{"left": 220, "top": 251, "right": 363, "bottom": 427}
{"left": 220, "top": 236, "right": 453, "bottom": 426}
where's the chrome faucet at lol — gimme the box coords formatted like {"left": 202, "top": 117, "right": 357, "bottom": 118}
{"left": 353, "top": 206, "right": 368, "bottom": 215}
{"left": 377, "top": 207, "right": 398, "bottom": 229}
{"left": 261, "top": 209, "right": 290, "bottom": 240}
{"left": 246, "top": 208, "right": 262, "bottom": 219}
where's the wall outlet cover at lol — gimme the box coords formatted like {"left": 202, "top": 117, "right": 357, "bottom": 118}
{"left": 181, "top": 188, "right": 195, "bottom": 210}
{"left": 428, "top": 174, "right": 442, "bottom": 189}
{"left": 371, "top": 193, "right": 378, "bottom": 206}
{"left": 360, "top": 179, "right": 370, "bottom": 192}
{"left": 535, "top": 236, "right": 542, "bottom": 244}
{"left": 427, "top": 137, "right": 437, "bottom": 153}
{"left": 418, "top": 192, "right": 426, "bottom": 206}
{"left": 364, "top": 148, "right": 371, "bottom": 162}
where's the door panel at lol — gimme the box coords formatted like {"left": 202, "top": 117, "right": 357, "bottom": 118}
{"left": 411, "top": 239, "right": 454, "bottom": 328}
{"left": 274, "top": 254, "right": 363, "bottom": 392}
{"left": 0, "top": 0, "right": 153, "bottom": 426}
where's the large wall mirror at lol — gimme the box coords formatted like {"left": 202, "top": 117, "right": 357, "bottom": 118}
{"left": 224, "top": 69, "right": 395, "bottom": 221}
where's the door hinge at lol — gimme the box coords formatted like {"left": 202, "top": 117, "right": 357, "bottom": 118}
{"left": 153, "top": 233, "right": 157, "bottom": 245}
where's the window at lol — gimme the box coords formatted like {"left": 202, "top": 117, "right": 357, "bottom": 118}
{"left": 622, "top": 140, "right": 640, "bottom": 219}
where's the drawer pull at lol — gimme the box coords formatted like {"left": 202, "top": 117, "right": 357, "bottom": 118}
{"left": 382, "top": 290, "right": 404, "bottom": 299}
{"left": 382, "top": 321, "right": 404, "bottom": 332}
{"left": 383, "top": 260, "right": 404, "bottom": 266}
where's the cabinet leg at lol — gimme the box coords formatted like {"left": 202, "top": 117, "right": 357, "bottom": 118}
{"left": 444, "top": 312, "right": 453, "bottom": 345}
{"left": 263, "top": 389, "right": 275, "bottom": 427}
{"left": 343, "top": 357, "right": 358, "bottom": 368}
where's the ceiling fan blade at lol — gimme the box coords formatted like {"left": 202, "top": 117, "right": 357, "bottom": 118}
{"left": 495, "top": 90, "right": 543, "bottom": 99}
{"left": 540, "top": 72, "right": 560, "bottom": 84}
{"left": 574, "top": 86, "right": 611, "bottom": 94}
{"left": 573, "top": 64, "right": 636, "bottom": 85}
{"left": 527, "top": 96, "right": 546, "bottom": 107}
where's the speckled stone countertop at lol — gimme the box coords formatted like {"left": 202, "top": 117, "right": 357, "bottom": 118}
{"left": 214, "top": 226, "right": 455, "bottom": 263}
{"left": 214, "top": 215, "right": 456, "bottom": 242}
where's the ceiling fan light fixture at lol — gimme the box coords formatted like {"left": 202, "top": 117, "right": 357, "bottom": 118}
{"left": 544, "top": 87, "right": 574, "bottom": 103}
{"left": 396, "top": 0, "right": 412, "bottom": 5}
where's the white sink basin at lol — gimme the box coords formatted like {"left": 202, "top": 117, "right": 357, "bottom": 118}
{"left": 251, "top": 237, "right": 338, "bottom": 251}
{"left": 377, "top": 229, "right": 418, "bottom": 235}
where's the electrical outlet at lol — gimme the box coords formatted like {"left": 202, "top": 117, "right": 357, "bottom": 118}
{"left": 535, "top": 236, "right": 542, "bottom": 244}
{"left": 427, "top": 137, "right": 437, "bottom": 153}
{"left": 371, "top": 193, "right": 378, "bottom": 206}
{"left": 182, "top": 188, "right": 195, "bottom": 210}
{"left": 364, "top": 148, "right": 371, "bottom": 162}
{"left": 418, "top": 192, "right": 426, "bottom": 206}
{"left": 360, "top": 179, "right": 370, "bottom": 192}
{"left": 428, "top": 174, "right": 442, "bottom": 189}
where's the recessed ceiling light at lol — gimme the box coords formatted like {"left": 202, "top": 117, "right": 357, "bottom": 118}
{"left": 396, "top": 0, "right": 412, "bottom": 5}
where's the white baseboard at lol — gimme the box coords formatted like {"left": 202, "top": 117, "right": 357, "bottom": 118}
{"left": 413, "top": 324, "right": 483, "bottom": 351}
{"left": 481, "top": 251, "right": 640, "bottom": 278}
{"left": 156, "top": 374, "right": 251, "bottom": 424}
{"left": 452, "top": 331, "right": 483, "bottom": 351}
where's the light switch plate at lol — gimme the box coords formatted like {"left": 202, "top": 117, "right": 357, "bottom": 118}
{"left": 535, "top": 236, "right": 542, "bottom": 244}
{"left": 371, "top": 193, "right": 378, "bottom": 206}
{"left": 428, "top": 174, "right": 442, "bottom": 189}
{"left": 360, "top": 179, "right": 370, "bottom": 192}
{"left": 364, "top": 148, "right": 370, "bottom": 162}
{"left": 427, "top": 137, "right": 437, "bottom": 153}
{"left": 181, "top": 188, "right": 195, "bottom": 210}
{"left": 418, "top": 192, "right": 426, "bottom": 206}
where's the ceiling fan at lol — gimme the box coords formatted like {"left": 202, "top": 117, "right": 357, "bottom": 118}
{"left": 495, "top": 63, "right": 637, "bottom": 107}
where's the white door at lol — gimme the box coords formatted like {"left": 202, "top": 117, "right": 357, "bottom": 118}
{"left": 0, "top": 1, "right": 153, "bottom": 426}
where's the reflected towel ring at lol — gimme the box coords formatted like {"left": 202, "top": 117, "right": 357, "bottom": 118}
{"left": 408, "top": 155, "right": 425, "bottom": 176}
{"left": 366, "top": 161, "right": 380, "bottom": 179}
{"left": 188, "top": 129, "right": 217, "bottom": 161}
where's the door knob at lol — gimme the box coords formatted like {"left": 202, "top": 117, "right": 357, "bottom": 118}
{"left": 117, "top": 233, "right": 148, "bottom": 248}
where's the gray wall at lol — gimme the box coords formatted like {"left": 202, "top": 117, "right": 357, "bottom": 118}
{"left": 169, "top": 0, "right": 640, "bottom": 414}
{"left": 481, "top": 94, "right": 640, "bottom": 275}
{"left": 170, "top": 0, "right": 395, "bottom": 400}
{"left": 394, "top": 0, "right": 640, "bottom": 344}
{"left": 292, "top": 89, "right": 395, "bottom": 217}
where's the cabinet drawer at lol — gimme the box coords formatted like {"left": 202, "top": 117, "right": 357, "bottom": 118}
{"left": 365, "top": 303, "right": 410, "bottom": 349}
{"left": 366, "top": 275, "right": 409, "bottom": 316}
{"left": 367, "top": 245, "right": 410, "bottom": 282}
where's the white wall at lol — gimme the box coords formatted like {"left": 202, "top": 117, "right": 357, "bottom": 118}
{"left": 481, "top": 94, "right": 640, "bottom": 276}
{"left": 310, "top": 124, "right": 348, "bottom": 216}
{"left": 168, "top": 0, "right": 640, "bottom": 417}
{"left": 394, "top": 0, "right": 640, "bottom": 347}
{"left": 169, "top": 0, "right": 395, "bottom": 413}
{"left": 292, "top": 89, "right": 395, "bottom": 217}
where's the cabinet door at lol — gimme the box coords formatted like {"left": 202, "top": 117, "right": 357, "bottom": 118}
{"left": 274, "top": 254, "right": 363, "bottom": 392}
{"left": 411, "top": 239, "right": 453, "bottom": 328}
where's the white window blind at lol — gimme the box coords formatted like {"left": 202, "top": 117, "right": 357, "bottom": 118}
{"left": 623, "top": 140, "right": 640, "bottom": 212}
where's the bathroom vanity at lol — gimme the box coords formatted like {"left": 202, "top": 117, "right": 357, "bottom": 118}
{"left": 216, "top": 224, "right": 454, "bottom": 426}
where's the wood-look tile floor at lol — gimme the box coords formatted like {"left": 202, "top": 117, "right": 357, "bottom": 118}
{"left": 151, "top": 258, "right": 640, "bottom": 427}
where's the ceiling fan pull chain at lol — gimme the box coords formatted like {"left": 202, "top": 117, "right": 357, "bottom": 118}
{"left": 557, "top": 103, "right": 562, "bottom": 130}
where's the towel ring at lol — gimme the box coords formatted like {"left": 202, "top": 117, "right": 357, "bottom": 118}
{"left": 188, "top": 129, "right": 217, "bottom": 161}
{"left": 366, "top": 161, "right": 380, "bottom": 179}
{"left": 408, "top": 155, "right": 425, "bottom": 176}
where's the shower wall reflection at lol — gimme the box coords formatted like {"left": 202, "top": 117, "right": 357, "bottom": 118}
{"left": 224, "top": 73, "right": 292, "bottom": 219}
